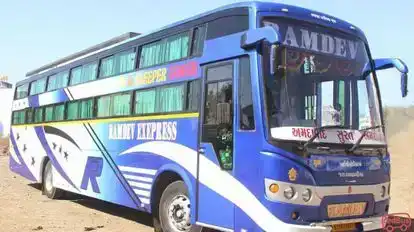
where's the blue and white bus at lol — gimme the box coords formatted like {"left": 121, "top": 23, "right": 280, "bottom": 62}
{"left": 9, "top": 2, "right": 409, "bottom": 232}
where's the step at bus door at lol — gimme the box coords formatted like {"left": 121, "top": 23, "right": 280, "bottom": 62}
{"left": 196, "top": 59, "right": 237, "bottom": 230}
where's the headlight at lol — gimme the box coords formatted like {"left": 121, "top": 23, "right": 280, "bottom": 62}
{"left": 381, "top": 185, "right": 386, "bottom": 197}
{"left": 302, "top": 188, "right": 312, "bottom": 202}
{"left": 284, "top": 187, "right": 295, "bottom": 199}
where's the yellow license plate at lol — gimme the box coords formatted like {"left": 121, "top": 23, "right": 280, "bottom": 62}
{"left": 327, "top": 202, "right": 367, "bottom": 218}
{"left": 332, "top": 223, "right": 357, "bottom": 232}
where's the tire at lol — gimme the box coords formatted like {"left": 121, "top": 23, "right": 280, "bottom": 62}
{"left": 154, "top": 180, "right": 203, "bottom": 232}
{"left": 42, "top": 161, "right": 64, "bottom": 199}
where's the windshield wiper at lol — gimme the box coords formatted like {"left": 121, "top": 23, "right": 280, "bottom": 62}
{"left": 347, "top": 125, "right": 385, "bottom": 153}
{"left": 302, "top": 124, "right": 347, "bottom": 150}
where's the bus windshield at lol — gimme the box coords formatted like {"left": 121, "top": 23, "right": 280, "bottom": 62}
{"left": 263, "top": 18, "right": 384, "bottom": 144}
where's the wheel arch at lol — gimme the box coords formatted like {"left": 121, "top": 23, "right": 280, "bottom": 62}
{"left": 151, "top": 163, "right": 197, "bottom": 223}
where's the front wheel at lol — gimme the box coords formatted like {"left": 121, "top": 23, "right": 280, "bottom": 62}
{"left": 154, "top": 180, "right": 202, "bottom": 232}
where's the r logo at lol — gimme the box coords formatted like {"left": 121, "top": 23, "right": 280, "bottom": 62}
{"left": 81, "top": 157, "right": 103, "bottom": 193}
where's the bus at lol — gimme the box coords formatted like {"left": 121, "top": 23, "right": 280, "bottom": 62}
{"left": 9, "top": 2, "right": 409, "bottom": 232}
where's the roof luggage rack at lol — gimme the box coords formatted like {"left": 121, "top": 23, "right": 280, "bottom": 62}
{"left": 25, "top": 32, "right": 140, "bottom": 77}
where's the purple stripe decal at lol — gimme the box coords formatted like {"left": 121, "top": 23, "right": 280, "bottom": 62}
{"left": 29, "top": 95, "right": 39, "bottom": 107}
{"left": 10, "top": 132, "right": 36, "bottom": 181}
{"left": 34, "top": 126, "right": 78, "bottom": 191}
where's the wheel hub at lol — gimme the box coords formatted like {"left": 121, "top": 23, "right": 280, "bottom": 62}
{"left": 167, "top": 195, "right": 191, "bottom": 231}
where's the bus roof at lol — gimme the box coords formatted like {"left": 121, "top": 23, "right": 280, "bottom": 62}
{"left": 21, "top": 1, "right": 366, "bottom": 84}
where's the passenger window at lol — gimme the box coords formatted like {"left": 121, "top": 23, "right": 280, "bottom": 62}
{"left": 15, "top": 83, "right": 29, "bottom": 99}
{"left": 97, "top": 93, "right": 131, "bottom": 117}
{"left": 157, "top": 84, "right": 185, "bottom": 113}
{"left": 239, "top": 57, "right": 254, "bottom": 130}
{"left": 67, "top": 99, "right": 94, "bottom": 120}
{"left": 12, "top": 110, "right": 26, "bottom": 125}
{"left": 139, "top": 32, "right": 189, "bottom": 68}
{"left": 27, "top": 108, "right": 34, "bottom": 124}
{"left": 135, "top": 89, "right": 156, "bottom": 115}
{"left": 34, "top": 108, "right": 44, "bottom": 123}
{"left": 67, "top": 101, "right": 80, "bottom": 120}
{"left": 100, "top": 56, "right": 116, "bottom": 78}
{"left": 202, "top": 63, "right": 233, "bottom": 170}
{"left": 190, "top": 26, "right": 205, "bottom": 56}
{"left": 70, "top": 62, "right": 98, "bottom": 86}
{"left": 47, "top": 71, "right": 69, "bottom": 91}
{"left": 30, "top": 78, "right": 47, "bottom": 95}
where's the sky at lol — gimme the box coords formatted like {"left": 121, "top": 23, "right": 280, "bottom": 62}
{"left": 0, "top": 0, "right": 413, "bottom": 132}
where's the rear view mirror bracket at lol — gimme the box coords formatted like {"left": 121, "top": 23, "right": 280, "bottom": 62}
{"left": 363, "top": 58, "right": 409, "bottom": 98}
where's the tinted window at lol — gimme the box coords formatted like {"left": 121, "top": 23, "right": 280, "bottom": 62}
{"left": 97, "top": 93, "right": 131, "bottom": 117}
{"left": 191, "top": 26, "right": 206, "bottom": 56}
{"left": 135, "top": 89, "right": 156, "bottom": 115}
{"left": 12, "top": 110, "right": 26, "bottom": 125}
{"left": 140, "top": 32, "right": 189, "bottom": 68}
{"left": 70, "top": 62, "right": 98, "bottom": 86}
{"left": 187, "top": 80, "right": 201, "bottom": 111}
{"left": 67, "top": 101, "right": 79, "bottom": 120}
{"left": 67, "top": 99, "right": 94, "bottom": 120}
{"left": 100, "top": 49, "right": 136, "bottom": 78}
{"left": 100, "top": 55, "right": 116, "bottom": 78}
{"left": 15, "top": 84, "right": 29, "bottom": 99}
{"left": 34, "top": 108, "right": 43, "bottom": 123}
{"left": 157, "top": 84, "right": 185, "bottom": 113}
{"left": 27, "top": 108, "right": 34, "bottom": 124}
{"left": 134, "top": 81, "right": 197, "bottom": 115}
{"left": 206, "top": 15, "right": 249, "bottom": 40}
{"left": 44, "top": 104, "right": 65, "bottom": 122}
{"left": 207, "top": 63, "right": 233, "bottom": 82}
{"left": 239, "top": 57, "right": 254, "bottom": 130}
{"left": 47, "top": 71, "right": 69, "bottom": 91}
{"left": 202, "top": 63, "right": 234, "bottom": 170}
{"left": 30, "top": 78, "right": 47, "bottom": 95}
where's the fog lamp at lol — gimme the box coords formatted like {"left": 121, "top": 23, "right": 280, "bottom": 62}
{"left": 302, "top": 188, "right": 312, "bottom": 202}
{"left": 284, "top": 186, "right": 295, "bottom": 199}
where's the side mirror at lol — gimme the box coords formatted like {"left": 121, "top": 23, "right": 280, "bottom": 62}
{"left": 240, "top": 26, "right": 281, "bottom": 50}
{"left": 363, "top": 58, "right": 409, "bottom": 98}
{"left": 240, "top": 26, "right": 282, "bottom": 76}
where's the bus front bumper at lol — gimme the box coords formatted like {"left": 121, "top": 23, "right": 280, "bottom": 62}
{"left": 285, "top": 216, "right": 383, "bottom": 232}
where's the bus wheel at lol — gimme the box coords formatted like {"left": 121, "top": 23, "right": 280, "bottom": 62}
{"left": 42, "top": 161, "right": 63, "bottom": 199}
{"left": 155, "top": 180, "right": 202, "bottom": 232}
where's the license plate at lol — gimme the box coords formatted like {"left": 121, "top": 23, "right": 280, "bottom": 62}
{"left": 327, "top": 202, "right": 367, "bottom": 218}
{"left": 332, "top": 223, "right": 357, "bottom": 232}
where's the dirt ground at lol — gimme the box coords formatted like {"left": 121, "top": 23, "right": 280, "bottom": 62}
{"left": 0, "top": 112, "right": 413, "bottom": 232}
{"left": 0, "top": 156, "right": 153, "bottom": 232}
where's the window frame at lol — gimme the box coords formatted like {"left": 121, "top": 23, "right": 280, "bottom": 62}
{"left": 29, "top": 77, "right": 47, "bottom": 96}
{"left": 98, "top": 47, "right": 138, "bottom": 79}
{"left": 46, "top": 70, "right": 70, "bottom": 92}
{"left": 138, "top": 30, "right": 192, "bottom": 70}
{"left": 11, "top": 110, "right": 26, "bottom": 125}
{"left": 96, "top": 91, "right": 133, "bottom": 119}
{"left": 238, "top": 56, "right": 255, "bottom": 131}
{"left": 69, "top": 61, "right": 99, "bottom": 87}
{"left": 33, "top": 107, "right": 44, "bottom": 123}
{"left": 14, "top": 83, "right": 29, "bottom": 100}
{"left": 43, "top": 103, "right": 66, "bottom": 123}
{"left": 19, "top": 24, "right": 206, "bottom": 98}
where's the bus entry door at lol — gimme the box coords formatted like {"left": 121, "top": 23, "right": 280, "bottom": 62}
{"left": 197, "top": 60, "right": 236, "bottom": 230}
